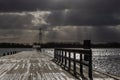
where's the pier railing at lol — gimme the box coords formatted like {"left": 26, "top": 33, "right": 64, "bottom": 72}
{"left": 3, "top": 51, "right": 19, "bottom": 56}
{"left": 53, "top": 40, "right": 93, "bottom": 80}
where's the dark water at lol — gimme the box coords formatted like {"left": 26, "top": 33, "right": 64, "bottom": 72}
{"left": 92, "top": 48, "right": 120, "bottom": 77}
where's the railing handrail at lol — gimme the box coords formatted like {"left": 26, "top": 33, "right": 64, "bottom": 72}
{"left": 56, "top": 48, "right": 91, "bottom": 54}
{"left": 53, "top": 40, "right": 93, "bottom": 80}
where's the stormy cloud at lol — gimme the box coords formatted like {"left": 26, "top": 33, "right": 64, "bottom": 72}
{"left": 42, "top": 26, "right": 120, "bottom": 43}
{"left": 0, "top": 12, "right": 50, "bottom": 43}
{"left": 0, "top": 0, "right": 120, "bottom": 26}
{"left": 0, "top": 11, "right": 50, "bottom": 29}
{"left": 47, "top": 10, "right": 120, "bottom": 26}
{"left": 0, "top": 0, "right": 120, "bottom": 43}
{"left": 0, "top": 0, "right": 119, "bottom": 12}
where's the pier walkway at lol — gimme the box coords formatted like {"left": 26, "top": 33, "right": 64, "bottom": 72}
{"left": 0, "top": 50, "right": 119, "bottom": 80}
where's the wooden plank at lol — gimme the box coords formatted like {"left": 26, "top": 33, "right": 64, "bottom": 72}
{"left": 0, "top": 51, "right": 76, "bottom": 80}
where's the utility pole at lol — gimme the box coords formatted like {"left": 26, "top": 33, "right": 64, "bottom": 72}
{"left": 39, "top": 28, "right": 42, "bottom": 44}
{"left": 39, "top": 28, "right": 42, "bottom": 51}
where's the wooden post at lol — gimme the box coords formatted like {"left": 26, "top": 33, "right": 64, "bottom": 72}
{"left": 58, "top": 50, "right": 60, "bottom": 63}
{"left": 3, "top": 53, "right": 6, "bottom": 56}
{"left": 11, "top": 52, "right": 13, "bottom": 55}
{"left": 60, "top": 50, "right": 62, "bottom": 63}
{"left": 58, "top": 50, "right": 61, "bottom": 63}
{"left": 54, "top": 49, "right": 57, "bottom": 61}
{"left": 89, "top": 50, "right": 93, "bottom": 80}
{"left": 83, "top": 40, "right": 93, "bottom": 80}
{"left": 73, "top": 52, "right": 76, "bottom": 77}
{"left": 61, "top": 50, "right": 64, "bottom": 65}
{"left": 83, "top": 40, "right": 91, "bottom": 61}
{"left": 56, "top": 50, "right": 58, "bottom": 62}
{"left": 54, "top": 49, "right": 56, "bottom": 60}
{"left": 80, "top": 54, "right": 83, "bottom": 76}
{"left": 68, "top": 52, "right": 71, "bottom": 72}
{"left": 7, "top": 52, "right": 9, "bottom": 55}
{"left": 64, "top": 51, "right": 67, "bottom": 68}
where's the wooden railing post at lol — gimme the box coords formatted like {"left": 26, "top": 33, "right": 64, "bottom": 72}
{"left": 80, "top": 53, "right": 83, "bottom": 76}
{"left": 84, "top": 40, "right": 91, "bottom": 61}
{"left": 54, "top": 49, "right": 56, "bottom": 60}
{"left": 89, "top": 50, "right": 93, "bottom": 80}
{"left": 56, "top": 50, "right": 58, "bottom": 61}
{"left": 64, "top": 51, "right": 67, "bottom": 68}
{"left": 58, "top": 50, "right": 60, "bottom": 63}
{"left": 73, "top": 52, "right": 76, "bottom": 77}
{"left": 68, "top": 52, "right": 71, "bottom": 72}
{"left": 61, "top": 50, "right": 64, "bottom": 65}
{"left": 60, "top": 50, "right": 62, "bottom": 64}
{"left": 84, "top": 40, "right": 93, "bottom": 80}
{"left": 57, "top": 50, "right": 59, "bottom": 62}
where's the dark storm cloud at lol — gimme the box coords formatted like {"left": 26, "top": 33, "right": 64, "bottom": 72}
{"left": 47, "top": 10, "right": 120, "bottom": 26}
{"left": 42, "top": 26, "right": 120, "bottom": 43}
{"left": 88, "top": 27, "right": 120, "bottom": 42}
{"left": 0, "top": 0, "right": 120, "bottom": 43}
{"left": 0, "top": 13, "right": 34, "bottom": 29}
{"left": 0, "top": 0, "right": 120, "bottom": 26}
{"left": 45, "top": 0, "right": 120, "bottom": 26}
{"left": 0, "top": 0, "right": 119, "bottom": 12}
{"left": 0, "top": 29, "right": 39, "bottom": 43}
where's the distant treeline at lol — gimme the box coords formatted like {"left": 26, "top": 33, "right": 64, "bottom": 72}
{"left": 92, "top": 42, "right": 120, "bottom": 48}
{"left": 1, "top": 42, "right": 120, "bottom": 48}
{"left": 39, "top": 42, "right": 120, "bottom": 48}
{"left": 41, "top": 42, "right": 82, "bottom": 48}
{"left": 0, "top": 43, "right": 32, "bottom": 48}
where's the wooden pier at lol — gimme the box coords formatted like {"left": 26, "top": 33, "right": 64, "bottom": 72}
{"left": 0, "top": 50, "right": 76, "bottom": 80}
{"left": 0, "top": 50, "right": 119, "bottom": 80}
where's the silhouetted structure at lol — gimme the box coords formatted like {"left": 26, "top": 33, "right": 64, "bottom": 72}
{"left": 39, "top": 28, "right": 42, "bottom": 45}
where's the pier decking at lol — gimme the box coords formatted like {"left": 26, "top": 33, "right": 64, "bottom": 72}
{"left": 0, "top": 50, "right": 75, "bottom": 80}
{"left": 0, "top": 50, "right": 119, "bottom": 80}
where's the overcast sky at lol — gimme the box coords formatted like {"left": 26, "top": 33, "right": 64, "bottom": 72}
{"left": 0, "top": 0, "right": 120, "bottom": 43}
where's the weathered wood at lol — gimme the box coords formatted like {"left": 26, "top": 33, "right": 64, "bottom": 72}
{"left": 68, "top": 52, "right": 71, "bottom": 72}
{"left": 89, "top": 50, "right": 93, "bottom": 80}
{"left": 73, "top": 52, "right": 76, "bottom": 77}
{"left": 0, "top": 51, "right": 75, "bottom": 80}
{"left": 61, "top": 50, "right": 64, "bottom": 66}
{"left": 80, "top": 53, "right": 83, "bottom": 76}
{"left": 56, "top": 49, "right": 91, "bottom": 54}
{"left": 84, "top": 40, "right": 91, "bottom": 62}
{"left": 53, "top": 48, "right": 120, "bottom": 80}
{"left": 54, "top": 48, "right": 92, "bottom": 79}
{"left": 64, "top": 51, "right": 67, "bottom": 68}
{"left": 53, "top": 40, "right": 93, "bottom": 79}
